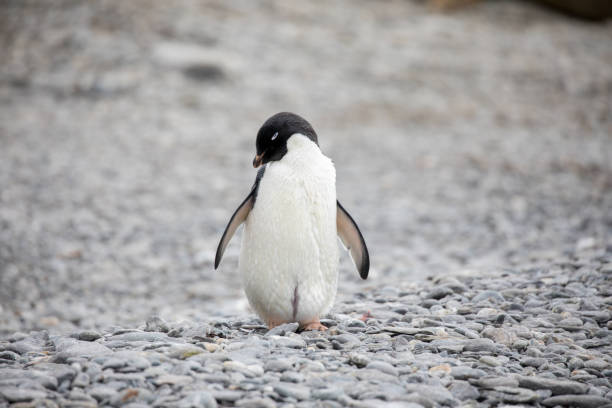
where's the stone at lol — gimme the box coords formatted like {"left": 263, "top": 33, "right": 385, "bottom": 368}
{"left": 312, "top": 388, "right": 346, "bottom": 401}
{"left": 273, "top": 382, "right": 311, "bottom": 400}
{"left": 0, "top": 387, "right": 47, "bottom": 402}
{"left": 179, "top": 391, "right": 218, "bottom": 408}
{"left": 479, "top": 355, "right": 503, "bottom": 367}
{"left": 491, "top": 386, "right": 539, "bottom": 403}
{"left": 0, "top": 350, "right": 20, "bottom": 361}
{"left": 481, "top": 327, "right": 517, "bottom": 346}
{"left": 167, "top": 344, "right": 204, "bottom": 360}
{"left": 451, "top": 366, "right": 486, "bottom": 380}
{"left": 265, "top": 322, "right": 299, "bottom": 336}
{"left": 270, "top": 335, "right": 306, "bottom": 349}
{"left": 264, "top": 359, "right": 293, "bottom": 372}
{"left": 223, "top": 361, "right": 263, "bottom": 378}
{"left": 541, "top": 395, "right": 611, "bottom": 407}
{"left": 348, "top": 353, "right": 371, "bottom": 368}
{"left": 366, "top": 360, "right": 398, "bottom": 376}
{"left": 0, "top": 368, "right": 58, "bottom": 390}
{"left": 107, "top": 331, "right": 174, "bottom": 343}
{"left": 89, "top": 385, "right": 117, "bottom": 402}
{"left": 516, "top": 375, "right": 589, "bottom": 395}
{"left": 449, "top": 380, "right": 480, "bottom": 401}
{"left": 210, "top": 390, "right": 244, "bottom": 402}
{"left": 463, "top": 338, "right": 497, "bottom": 353}
{"left": 145, "top": 316, "right": 170, "bottom": 333}
{"left": 77, "top": 331, "right": 102, "bottom": 341}
{"left": 72, "top": 372, "right": 90, "bottom": 387}
{"left": 473, "top": 290, "right": 505, "bottom": 303}
{"left": 584, "top": 359, "right": 609, "bottom": 370}
{"left": 404, "top": 384, "right": 455, "bottom": 405}
{"left": 153, "top": 374, "right": 193, "bottom": 386}
{"left": 428, "top": 286, "right": 454, "bottom": 300}
{"left": 52, "top": 338, "right": 111, "bottom": 361}
{"left": 472, "top": 376, "right": 519, "bottom": 389}
{"left": 235, "top": 398, "right": 276, "bottom": 408}
{"left": 280, "top": 371, "right": 304, "bottom": 383}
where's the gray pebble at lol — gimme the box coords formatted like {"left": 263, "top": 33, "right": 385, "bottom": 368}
{"left": 271, "top": 335, "right": 306, "bottom": 349}
{"left": 516, "top": 375, "right": 589, "bottom": 395}
{"left": 472, "top": 376, "right": 519, "bottom": 389}
{"left": 52, "top": 338, "right": 111, "bottom": 362}
{"left": 89, "top": 385, "right": 117, "bottom": 402}
{"left": 312, "top": 388, "right": 346, "bottom": 401}
{"left": 463, "top": 338, "right": 497, "bottom": 353}
{"left": 265, "top": 322, "right": 299, "bottom": 336}
{"left": 210, "top": 390, "right": 244, "bottom": 402}
{"left": 366, "top": 360, "right": 398, "bottom": 376}
{"left": 541, "top": 395, "right": 612, "bottom": 407}
{"left": 490, "top": 386, "right": 539, "bottom": 403}
{"left": 0, "top": 387, "right": 47, "bottom": 402}
{"left": 348, "top": 353, "right": 371, "bottom": 368}
{"left": 404, "top": 384, "right": 455, "bottom": 405}
{"left": 450, "top": 366, "right": 486, "bottom": 380}
{"left": 77, "top": 331, "right": 102, "bottom": 342}
{"left": 178, "top": 391, "right": 217, "bottom": 408}
{"left": 428, "top": 286, "right": 454, "bottom": 300}
{"left": 235, "top": 397, "right": 276, "bottom": 408}
{"left": 273, "top": 382, "right": 311, "bottom": 400}
{"left": 72, "top": 372, "right": 90, "bottom": 387}
{"left": 280, "top": 371, "right": 304, "bottom": 383}
{"left": 264, "top": 359, "right": 293, "bottom": 372}
{"left": 449, "top": 380, "right": 480, "bottom": 401}
{"left": 145, "top": 316, "right": 170, "bottom": 333}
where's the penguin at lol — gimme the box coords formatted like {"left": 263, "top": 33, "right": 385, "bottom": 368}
{"left": 214, "top": 112, "right": 369, "bottom": 331}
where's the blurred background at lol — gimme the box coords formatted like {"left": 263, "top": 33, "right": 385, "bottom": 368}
{"left": 0, "top": 0, "right": 610, "bottom": 335}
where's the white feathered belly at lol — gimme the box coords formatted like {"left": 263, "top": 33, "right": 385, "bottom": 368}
{"left": 238, "top": 144, "right": 338, "bottom": 325}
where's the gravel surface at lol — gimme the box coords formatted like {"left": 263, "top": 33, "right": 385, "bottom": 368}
{"left": 0, "top": 0, "right": 611, "bottom": 405}
{"left": 1, "top": 255, "right": 611, "bottom": 407}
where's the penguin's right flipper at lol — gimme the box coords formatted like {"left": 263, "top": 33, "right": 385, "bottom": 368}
{"left": 214, "top": 167, "right": 266, "bottom": 269}
{"left": 214, "top": 191, "right": 254, "bottom": 269}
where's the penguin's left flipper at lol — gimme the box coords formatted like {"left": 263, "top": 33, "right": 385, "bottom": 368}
{"left": 337, "top": 201, "right": 370, "bottom": 279}
{"left": 215, "top": 167, "right": 265, "bottom": 269}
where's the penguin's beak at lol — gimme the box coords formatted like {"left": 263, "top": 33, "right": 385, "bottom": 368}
{"left": 253, "top": 153, "right": 264, "bottom": 168}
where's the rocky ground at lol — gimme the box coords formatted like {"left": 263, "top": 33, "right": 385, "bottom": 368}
{"left": 1, "top": 255, "right": 611, "bottom": 407}
{"left": 0, "top": 0, "right": 611, "bottom": 406}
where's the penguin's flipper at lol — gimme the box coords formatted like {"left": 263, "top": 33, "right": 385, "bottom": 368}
{"left": 214, "top": 192, "right": 254, "bottom": 269}
{"left": 336, "top": 201, "right": 370, "bottom": 279}
{"left": 215, "top": 167, "right": 266, "bottom": 269}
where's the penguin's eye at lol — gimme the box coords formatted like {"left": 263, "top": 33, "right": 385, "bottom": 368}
{"left": 271, "top": 132, "right": 278, "bottom": 141}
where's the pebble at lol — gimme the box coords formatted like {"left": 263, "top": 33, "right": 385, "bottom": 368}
{"left": 366, "top": 360, "right": 398, "bottom": 376}
{"left": 264, "top": 359, "right": 293, "bottom": 372}
{"left": 516, "top": 375, "right": 589, "bottom": 395}
{"left": 2, "top": 255, "right": 611, "bottom": 408}
{"left": 77, "top": 331, "right": 102, "bottom": 342}
{"left": 463, "top": 338, "right": 497, "bottom": 353}
{"left": 0, "top": 387, "right": 47, "bottom": 402}
{"left": 450, "top": 366, "right": 486, "bottom": 380}
{"left": 541, "top": 395, "right": 612, "bottom": 407}
{"left": 178, "top": 391, "right": 217, "bottom": 408}
{"left": 265, "top": 322, "right": 299, "bottom": 336}
{"left": 479, "top": 355, "right": 503, "bottom": 367}
{"left": 273, "top": 382, "right": 311, "bottom": 400}
{"left": 449, "top": 380, "right": 480, "bottom": 401}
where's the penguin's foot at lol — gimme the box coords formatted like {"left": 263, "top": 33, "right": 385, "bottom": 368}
{"left": 301, "top": 319, "right": 327, "bottom": 331}
{"left": 266, "top": 319, "right": 286, "bottom": 329}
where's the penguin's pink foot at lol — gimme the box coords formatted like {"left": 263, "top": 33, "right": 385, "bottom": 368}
{"left": 266, "top": 319, "right": 287, "bottom": 329}
{"left": 301, "top": 319, "right": 327, "bottom": 331}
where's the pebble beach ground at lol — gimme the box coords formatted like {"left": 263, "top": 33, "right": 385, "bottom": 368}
{"left": 1, "top": 0, "right": 611, "bottom": 406}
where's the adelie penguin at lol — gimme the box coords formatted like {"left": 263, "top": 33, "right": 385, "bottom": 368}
{"left": 215, "top": 112, "right": 369, "bottom": 331}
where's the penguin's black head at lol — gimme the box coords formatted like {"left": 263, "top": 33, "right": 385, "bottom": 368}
{"left": 253, "top": 112, "right": 318, "bottom": 168}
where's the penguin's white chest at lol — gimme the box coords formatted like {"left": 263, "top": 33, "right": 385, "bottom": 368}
{"left": 238, "top": 135, "right": 339, "bottom": 325}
